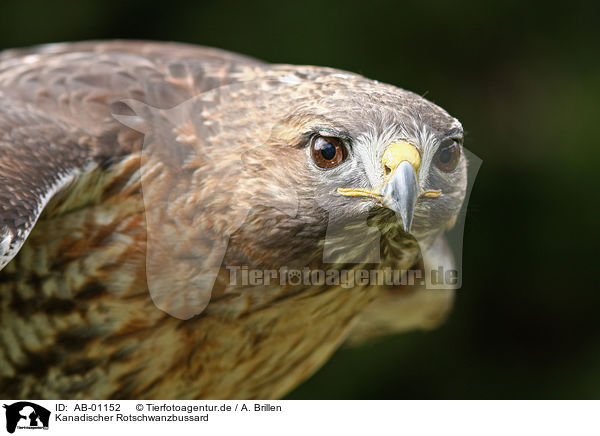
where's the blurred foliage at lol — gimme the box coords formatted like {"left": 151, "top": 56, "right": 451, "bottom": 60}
{"left": 0, "top": 0, "right": 598, "bottom": 398}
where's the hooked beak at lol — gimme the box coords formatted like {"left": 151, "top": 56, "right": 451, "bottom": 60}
{"left": 381, "top": 160, "right": 419, "bottom": 232}
{"left": 380, "top": 141, "right": 421, "bottom": 232}
{"left": 338, "top": 140, "right": 427, "bottom": 233}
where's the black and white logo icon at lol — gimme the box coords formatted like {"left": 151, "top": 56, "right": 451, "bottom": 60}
{"left": 3, "top": 402, "right": 50, "bottom": 434}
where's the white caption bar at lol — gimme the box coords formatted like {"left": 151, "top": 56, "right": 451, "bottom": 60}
{"left": 0, "top": 400, "right": 597, "bottom": 436}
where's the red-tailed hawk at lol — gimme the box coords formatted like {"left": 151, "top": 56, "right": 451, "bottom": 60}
{"left": 0, "top": 41, "right": 467, "bottom": 399}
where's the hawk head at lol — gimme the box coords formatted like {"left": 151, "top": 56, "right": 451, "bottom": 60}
{"left": 231, "top": 66, "right": 468, "bottom": 266}
{"left": 115, "top": 64, "right": 469, "bottom": 318}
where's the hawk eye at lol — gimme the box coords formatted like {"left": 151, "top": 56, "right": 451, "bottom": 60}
{"left": 311, "top": 135, "right": 346, "bottom": 169}
{"left": 434, "top": 138, "right": 461, "bottom": 172}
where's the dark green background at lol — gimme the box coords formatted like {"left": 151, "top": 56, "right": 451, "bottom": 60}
{"left": 1, "top": 0, "right": 598, "bottom": 398}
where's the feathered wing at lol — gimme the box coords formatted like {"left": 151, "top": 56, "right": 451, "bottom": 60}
{"left": 0, "top": 41, "right": 262, "bottom": 271}
{"left": 0, "top": 42, "right": 276, "bottom": 399}
{"left": 0, "top": 99, "right": 98, "bottom": 269}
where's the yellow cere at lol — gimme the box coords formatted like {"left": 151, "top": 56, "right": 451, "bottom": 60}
{"left": 382, "top": 141, "right": 421, "bottom": 175}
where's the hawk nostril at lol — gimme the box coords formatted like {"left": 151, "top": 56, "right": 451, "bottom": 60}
{"left": 384, "top": 164, "right": 392, "bottom": 176}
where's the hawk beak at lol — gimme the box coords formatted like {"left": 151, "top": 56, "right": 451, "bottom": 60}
{"left": 380, "top": 141, "right": 421, "bottom": 233}
{"left": 337, "top": 140, "right": 427, "bottom": 233}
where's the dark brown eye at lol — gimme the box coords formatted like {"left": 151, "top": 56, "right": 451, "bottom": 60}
{"left": 434, "top": 138, "right": 461, "bottom": 172}
{"left": 310, "top": 135, "right": 346, "bottom": 168}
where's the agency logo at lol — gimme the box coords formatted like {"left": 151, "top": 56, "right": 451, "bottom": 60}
{"left": 2, "top": 402, "right": 50, "bottom": 434}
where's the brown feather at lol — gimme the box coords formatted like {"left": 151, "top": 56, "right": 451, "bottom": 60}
{"left": 0, "top": 41, "right": 462, "bottom": 399}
